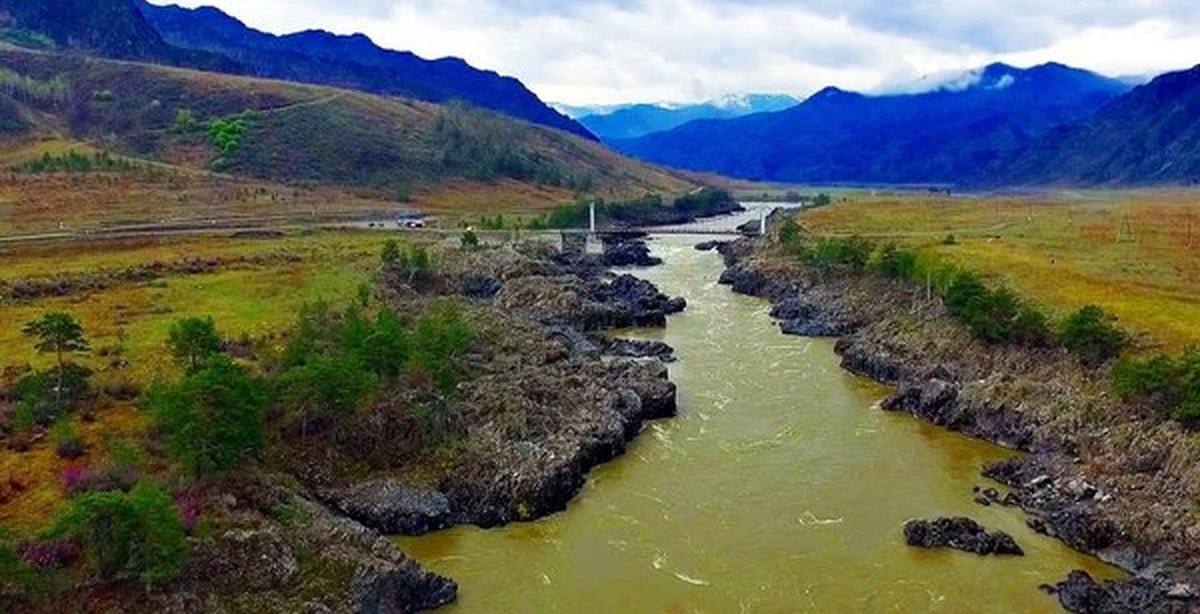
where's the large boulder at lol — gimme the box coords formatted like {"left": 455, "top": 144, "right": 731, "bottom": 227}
{"left": 903, "top": 517, "right": 1024, "bottom": 556}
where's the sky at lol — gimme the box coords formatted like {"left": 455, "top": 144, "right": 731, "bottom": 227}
{"left": 146, "top": 0, "right": 1200, "bottom": 106}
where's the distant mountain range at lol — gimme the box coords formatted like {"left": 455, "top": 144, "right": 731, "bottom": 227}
{"left": 574, "top": 94, "right": 801, "bottom": 141}
{"left": 615, "top": 63, "right": 1132, "bottom": 185}
{"left": 991, "top": 64, "right": 1200, "bottom": 185}
{"left": 0, "top": 0, "right": 591, "bottom": 139}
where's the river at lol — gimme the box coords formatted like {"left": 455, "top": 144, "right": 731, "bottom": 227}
{"left": 398, "top": 233, "right": 1122, "bottom": 613}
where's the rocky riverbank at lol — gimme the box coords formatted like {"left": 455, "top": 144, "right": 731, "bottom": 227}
{"left": 716, "top": 239, "right": 1199, "bottom": 613}
{"left": 3, "top": 237, "right": 685, "bottom": 614}
{"left": 284, "top": 237, "right": 685, "bottom": 608}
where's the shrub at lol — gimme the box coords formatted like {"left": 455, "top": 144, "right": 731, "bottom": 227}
{"left": 11, "top": 364, "right": 93, "bottom": 425}
{"left": 1012, "top": 304, "right": 1054, "bottom": 347}
{"left": 209, "top": 115, "right": 248, "bottom": 155}
{"left": 382, "top": 243, "right": 436, "bottom": 285}
{"left": 172, "top": 108, "right": 196, "bottom": 133}
{"left": 943, "top": 272, "right": 989, "bottom": 318}
{"left": 460, "top": 229, "right": 480, "bottom": 249}
{"left": 800, "top": 236, "right": 872, "bottom": 274}
{"left": 277, "top": 354, "right": 376, "bottom": 437}
{"left": 1113, "top": 348, "right": 1200, "bottom": 424}
{"left": 19, "top": 151, "right": 137, "bottom": 174}
{"left": 167, "top": 316, "right": 225, "bottom": 375}
{"left": 381, "top": 239, "right": 401, "bottom": 268}
{"left": 941, "top": 273, "right": 1051, "bottom": 345}
{"left": 148, "top": 356, "right": 267, "bottom": 477}
{"left": 777, "top": 217, "right": 804, "bottom": 249}
{"left": 1060, "top": 306, "right": 1125, "bottom": 367}
{"left": 871, "top": 244, "right": 918, "bottom": 281}
{"left": 48, "top": 481, "right": 187, "bottom": 585}
{"left": 281, "top": 302, "right": 339, "bottom": 369}
{"left": 410, "top": 301, "right": 474, "bottom": 394}
{"left": 0, "top": 527, "right": 45, "bottom": 598}
{"left": 50, "top": 419, "right": 85, "bottom": 459}
{"left": 347, "top": 309, "right": 412, "bottom": 380}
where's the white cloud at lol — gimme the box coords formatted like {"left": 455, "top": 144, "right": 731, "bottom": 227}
{"left": 145, "top": 0, "right": 1200, "bottom": 105}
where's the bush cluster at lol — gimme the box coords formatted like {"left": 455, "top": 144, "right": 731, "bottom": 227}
{"left": 148, "top": 356, "right": 267, "bottom": 477}
{"left": 780, "top": 235, "right": 1113, "bottom": 352}
{"left": 18, "top": 151, "right": 139, "bottom": 174}
{"left": 943, "top": 272, "right": 1052, "bottom": 346}
{"left": 381, "top": 241, "right": 435, "bottom": 283}
{"left": 1113, "top": 348, "right": 1200, "bottom": 424}
{"left": 208, "top": 114, "right": 249, "bottom": 156}
{"left": 47, "top": 481, "right": 187, "bottom": 586}
{"left": 1058, "top": 306, "right": 1126, "bottom": 367}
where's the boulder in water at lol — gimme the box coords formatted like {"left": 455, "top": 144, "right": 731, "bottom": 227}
{"left": 903, "top": 517, "right": 1024, "bottom": 556}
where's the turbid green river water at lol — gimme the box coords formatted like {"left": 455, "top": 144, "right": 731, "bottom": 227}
{"left": 399, "top": 235, "right": 1122, "bottom": 613}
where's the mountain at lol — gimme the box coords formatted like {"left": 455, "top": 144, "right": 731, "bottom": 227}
{"left": 579, "top": 94, "right": 800, "bottom": 141}
{"left": 0, "top": 48, "right": 688, "bottom": 206}
{"left": 615, "top": 63, "right": 1130, "bottom": 185}
{"left": 135, "top": 1, "right": 594, "bottom": 140}
{"left": 991, "top": 64, "right": 1200, "bottom": 185}
{"left": 0, "top": 0, "right": 229, "bottom": 69}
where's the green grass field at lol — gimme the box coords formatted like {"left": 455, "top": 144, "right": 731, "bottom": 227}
{"left": 0, "top": 230, "right": 399, "bottom": 530}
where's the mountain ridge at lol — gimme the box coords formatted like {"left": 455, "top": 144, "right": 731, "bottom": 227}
{"left": 135, "top": 0, "right": 595, "bottom": 139}
{"left": 614, "top": 62, "right": 1131, "bottom": 185}
{"left": 0, "top": 0, "right": 233, "bottom": 69}
{"left": 990, "top": 63, "right": 1200, "bottom": 185}
{"left": 578, "top": 93, "right": 800, "bottom": 141}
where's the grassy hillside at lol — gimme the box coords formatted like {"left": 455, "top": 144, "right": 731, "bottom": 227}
{"left": 0, "top": 48, "right": 690, "bottom": 233}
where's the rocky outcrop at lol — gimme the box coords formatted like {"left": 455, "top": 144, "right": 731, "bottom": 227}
{"left": 771, "top": 297, "right": 851, "bottom": 337}
{"left": 325, "top": 242, "right": 680, "bottom": 541}
{"left": 903, "top": 517, "right": 1025, "bottom": 556}
{"left": 602, "top": 237, "right": 663, "bottom": 267}
{"left": 882, "top": 379, "right": 1035, "bottom": 450}
{"left": 497, "top": 272, "right": 685, "bottom": 332}
{"left": 438, "top": 359, "right": 676, "bottom": 529}
{"left": 456, "top": 274, "right": 503, "bottom": 300}
{"left": 718, "top": 265, "right": 791, "bottom": 301}
{"left": 145, "top": 495, "right": 458, "bottom": 614}
{"left": 1047, "top": 571, "right": 1190, "bottom": 614}
{"left": 326, "top": 481, "right": 453, "bottom": 536}
{"left": 588, "top": 336, "right": 676, "bottom": 362}
{"left": 299, "top": 500, "right": 458, "bottom": 614}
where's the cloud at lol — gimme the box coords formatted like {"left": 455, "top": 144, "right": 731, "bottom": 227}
{"left": 146, "top": 0, "right": 1200, "bottom": 104}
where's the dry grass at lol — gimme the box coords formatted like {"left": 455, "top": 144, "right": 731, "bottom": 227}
{"left": 797, "top": 189, "right": 1200, "bottom": 350}
{"left": 0, "top": 406, "right": 143, "bottom": 534}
